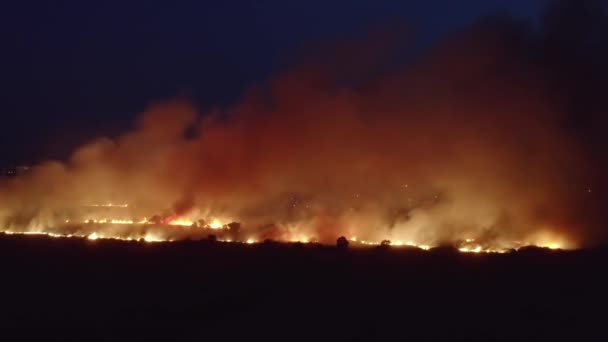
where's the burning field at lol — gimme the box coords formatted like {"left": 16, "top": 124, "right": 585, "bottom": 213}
{"left": 1, "top": 9, "right": 607, "bottom": 254}
{"left": 0, "top": 214, "right": 566, "bottom": 253}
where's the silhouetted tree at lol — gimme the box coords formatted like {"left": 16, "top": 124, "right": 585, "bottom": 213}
{"left": 226, "top": 222, "right": 242, "bottom": 241}
{"left": 381, "top": 240, "right": 391, "bottom": 247}
{"left": 148, "top": 215, "right": 162, "bottom": 224}
{"left": 227, "top": 222, "right": 241, "bottom": 233}
{"left": 207, "top": 234, "right": 217, "bottom": 243}
{"left": 337, "top": 236, "right": 349, "bottom": 249}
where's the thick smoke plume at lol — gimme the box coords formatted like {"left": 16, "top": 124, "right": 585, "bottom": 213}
{"left": 1, "top": 3, "right": 606, "bottom": 248}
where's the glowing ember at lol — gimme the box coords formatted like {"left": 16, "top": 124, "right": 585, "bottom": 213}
{"left": 88, "top": 232, "right": 99, "bottom": 240}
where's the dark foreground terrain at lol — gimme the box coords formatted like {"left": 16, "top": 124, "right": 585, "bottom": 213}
{"left": 1, "top": 235, "right": 607, "bottom": 341}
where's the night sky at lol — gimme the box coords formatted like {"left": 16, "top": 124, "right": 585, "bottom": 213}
{"left": 2, "top": 1, "right": 547, "bottom": 163}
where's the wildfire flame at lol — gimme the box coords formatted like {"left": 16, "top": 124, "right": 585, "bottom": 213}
{"left": 209, "top": 219, "right": 223, "bottom": 229}
{"left": 167, "top": 218, "right": 194, "bottom": 226}
{"left": 0, "top": 202, "right": 574, "bottom": 252}
{"left": 0, "top": 222, "right": 569, "bottom": 252}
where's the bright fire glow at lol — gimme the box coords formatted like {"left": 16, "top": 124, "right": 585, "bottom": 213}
{"left": 0, "top": 226, "right": 575, "bottom": 252}
{"left": 144, "top": 234, "right": 163, "bottom": 242}
{"left": 209, "top": 219, "right": 223, "bottom": 229}
{"left": 459, "top": 246, "right": 483, "bottom": 253}
{"left": 543, "top": 243, "right": 561, "bottom": 250}
{"left": 0, "top": 219, "right": 576, "bottom": 252}
{"left": 167, "top": 218, "right": 193, "bottom": 226}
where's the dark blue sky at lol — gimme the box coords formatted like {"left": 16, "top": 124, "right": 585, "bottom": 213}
{"left": 1, "top": 1, "right": 547, "bottom": 162}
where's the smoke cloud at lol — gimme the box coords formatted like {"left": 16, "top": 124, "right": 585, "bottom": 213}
{"left": 1, "top": 3, "right": 606, "bottom": 248}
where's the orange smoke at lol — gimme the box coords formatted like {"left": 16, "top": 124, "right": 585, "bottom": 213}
{"left": 0, "top": 19, "right": 602, "bottom": 250}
